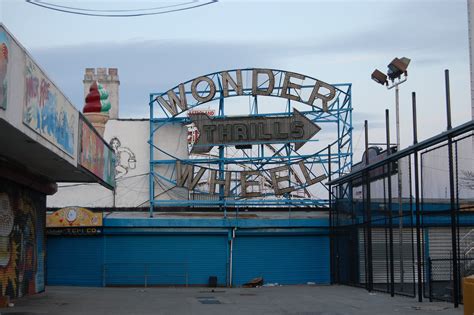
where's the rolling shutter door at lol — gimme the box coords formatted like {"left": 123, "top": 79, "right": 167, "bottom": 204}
{"left": 104, "top": 234, "right": 227, "bottom": 286}
{"left": 233, "top": 235, "right": 329, "bottom": 286}
{"left": 46, "top": 236, "right": 103, "bottom": 286}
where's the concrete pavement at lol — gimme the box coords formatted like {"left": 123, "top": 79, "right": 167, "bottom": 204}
{"left": 0, "top": 285, "right": 463, "bottom": 315}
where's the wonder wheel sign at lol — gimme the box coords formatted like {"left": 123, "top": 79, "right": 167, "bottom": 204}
{"left": 149, "top": 68, "right": 352, "bottom": 211}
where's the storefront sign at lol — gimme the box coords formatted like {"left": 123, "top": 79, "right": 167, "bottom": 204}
{"left": 46, "top": 227, "right": 102, "bottom": 236}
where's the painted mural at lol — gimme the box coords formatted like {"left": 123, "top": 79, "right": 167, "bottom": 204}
{"left": 109, "top": 136, "right": 136, "bottom": 179}
{"left": 0, "top": 29, "right": 9, "bottom": 110}
{"left": 23, "top": 56, "right": 77, "bottom": 156}
{"left": 47, "top": 207, "right": 102, "bottom": 227}
{"left": 80, "top": 119, "right": 115, "bottom": 187}
{"left": 0, "top": 179, "right": 45, "bottom": 299}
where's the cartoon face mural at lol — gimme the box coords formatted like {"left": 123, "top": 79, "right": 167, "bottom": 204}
{"left": 109, "top": 136, "right": 136, "bottom": 179}
{"left": 0, "top": 30, "right": 9, "bottom": 110}
{"left": 0, "top": 180, "right": 45, "bottom": 299}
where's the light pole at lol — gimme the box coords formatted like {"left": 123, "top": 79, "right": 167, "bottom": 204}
{"left": 371, "top": 57, "right": 410, "bottom": 291}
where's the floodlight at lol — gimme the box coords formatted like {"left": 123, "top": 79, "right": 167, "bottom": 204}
{"left": 387, "top": 57, "right": 411, "bottom": 80}
{"left": 371, "top": 69, "right": 388, "bottom": 86}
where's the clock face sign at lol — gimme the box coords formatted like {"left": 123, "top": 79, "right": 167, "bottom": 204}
{"left": 66, "top": 209, "right": 77, "bottom": 223}
{"left": 150, "top": 69, "right": 352, "bottom": 207}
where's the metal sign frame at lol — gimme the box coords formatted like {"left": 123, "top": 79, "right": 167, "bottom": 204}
{"left": 148, "top": 68, "right": 352, "bottom": 214}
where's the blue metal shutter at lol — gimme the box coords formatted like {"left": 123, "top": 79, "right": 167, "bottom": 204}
{"left": 46, "top": 236, "right": 103, "bottom": 286}
{"left": 233, "top": 235, "right": 329, "bottom": 286}
{"left": 104, "top": 235, "right": 227, "bottom": 286}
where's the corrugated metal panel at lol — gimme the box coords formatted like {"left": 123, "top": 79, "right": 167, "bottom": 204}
{"left": 428, "top": 227, "right": 471, "bottom": 259}
{"left": 104, "top": 235, "right": 227, "bottom": 286}
{"left": 359, "top": 228, "right": 417, "bottom": 284}
{"left": 46, "top": 236, "right": 103, "bottom": 286}
{"left": 232, "top": 235, "right": 329, "bottom": 286}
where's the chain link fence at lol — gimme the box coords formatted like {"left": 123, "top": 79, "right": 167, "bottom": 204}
{"left": 330, "top": 120, "right": 473, "bottom": 306}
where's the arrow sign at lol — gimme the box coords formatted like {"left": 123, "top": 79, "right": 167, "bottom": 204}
{"left": 189, "top": 109, "right": 321, "bottom": 153}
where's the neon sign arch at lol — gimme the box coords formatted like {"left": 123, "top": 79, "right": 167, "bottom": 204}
{"left": 149, "top": 68, "right": 352, "bottom": 211}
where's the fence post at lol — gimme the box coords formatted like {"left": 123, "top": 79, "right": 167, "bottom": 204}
{"left": 412, "top": 92, "right": 423, "bottom": 302}
{"left": 428, "top": 257, "right": 432, "bottom": 302}
{"left": 364, "top": 120, "right": 374, "bottom": 292}
{"left": 445, "top": 69, "right": 459, "bottom": 307}
{"left": 385, "top": 109, "right": 395, "bottom": 297}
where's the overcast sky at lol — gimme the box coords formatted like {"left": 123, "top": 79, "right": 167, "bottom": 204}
{"left": 0, "top": 0, "right": 472, "bottom": 159}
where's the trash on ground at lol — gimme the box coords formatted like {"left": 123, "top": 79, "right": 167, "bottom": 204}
{"left": 243, "top": 277, "right": 264, "bottom": 288}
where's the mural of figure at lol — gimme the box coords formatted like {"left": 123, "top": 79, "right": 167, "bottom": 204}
{"left": 0, "top": 192, "right": 38, "bottom": 297}
{"left": 0, "top": 31, "right": 9, "bottom": 109}
{"left": 109, "top": 137, "right": 136, "bottom": 179}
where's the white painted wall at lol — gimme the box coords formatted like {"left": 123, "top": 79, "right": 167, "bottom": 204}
{"left": 48, "top": 119, "right": 151, "bottom": 208}
{"left": 47, "top": 119, "right": 192, "bottom": 208}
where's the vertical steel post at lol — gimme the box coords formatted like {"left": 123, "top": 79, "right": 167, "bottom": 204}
{"left": 364, "top": 120, "right": 373, "bottom": 292}
{"left": 328, "top": 145, "right": 334, "bottom": 284}
{"left": 385, "top": 109, "right": 395, "bottom": 297}
{"left": 412, "top": 92, "right": 423, "bottom": 302}
{"left": 218, "top": 93, "right": 226, "bottom": 216}
{"left": 445, "top": 69, "right": 459, "bottom": 307}
{"left": 395, "top": 83, "right": 405, "bottom": 290}
{"left": 149, "top": 94, "right": 154, "bottom": 218}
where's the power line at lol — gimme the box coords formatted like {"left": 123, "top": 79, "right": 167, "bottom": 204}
{"left": 26, "top": 0, "right": 217, "bottom": 17}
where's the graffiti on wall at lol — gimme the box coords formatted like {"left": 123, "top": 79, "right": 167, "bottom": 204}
{"left": 80, "top": 119, "right": 115, "bottom": 187}
{"left": 0, "top": 180, "right": 45, "bottom": 298}
{"left": 23, "top": 56, "right": 77, "bottom": 156}
{"left": 109, "top": 137, "right": 136, "bottom": 179}
{"left": 0, "top": 29, "right": 9, "bottom": 110}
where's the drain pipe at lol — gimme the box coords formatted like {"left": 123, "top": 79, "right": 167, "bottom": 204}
{"left": 229, "top": 227, "right": 236, "bottom": 287}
